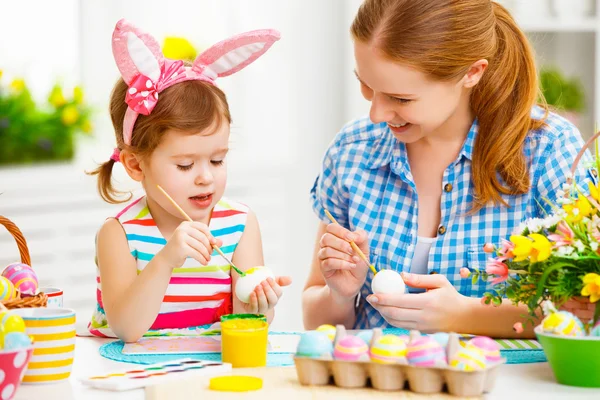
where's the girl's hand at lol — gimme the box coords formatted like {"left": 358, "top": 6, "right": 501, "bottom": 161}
{"left": 318, "top": 223, "right": 370, "bottom": 301}
{"left": 241, "top": 276, "right": 292, "bottom": 314}
{"left": 157, "top": 221, "right": 222, "bottom": 269}
{"left": 366, "top": 272, "right": 469, "bottom": 332}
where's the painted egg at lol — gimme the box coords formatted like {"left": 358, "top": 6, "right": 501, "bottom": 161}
{"left": 542, "top": 310, "right": 584, "bottom": 337}
{"left": 371, "top": 270, "right": 406, "bottom": 294}
{"left": 3, "top": 332, "right": 32, "bottom": 350}
{"left": 590, "top": 320, "right": 600, "bottom": 337}
{"left": 2, "top": 263, "right": 38, "bottom": 296}
{"left": 356, "top": 330, "right": 374, "bottom": 345}
{"left": 0, "top": 311, "right": 25, "bottom": 334}
{"left": 369, "top": 334, "right": 407, "bottom": 364}
{"left": 316, "top": 324, "right": 336, "bottom": 341}
{"left": 296, "top": 331, "right": 333, "bottom": 358}
{"left": 406, "top": 336, "right": 447, "bottom": 367}
{"left": 467, "top": 336, "right": 502, "bottom": 363}
{"left": 0, "top": 276, "right": 17, "bottom": 301}
{"left": 234, "top": 266, "right": 275, "bottom": 303}
{"left": 334, "top": 335, "right": 369, "bottom": 361}
{"left": 449, "top": 345, "right": 487, "bottom": 371}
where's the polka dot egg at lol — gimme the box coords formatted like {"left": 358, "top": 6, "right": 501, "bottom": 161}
{"left": 315, "top": 324, "right": 336, "bottom": 341}
{"left": 541, "top": 310, "right": 585, "bottom": 337}
{"left": 296, "top": 331, "right": 333, "bottom": 358}
{"left": 449, "top": 346, "right": 487, "bottom": 371}
{"left": 0, "top": 277, "right": 16, "bottom": 302}
{"left": 334, "top": 336, "right": 369, "bottom": 362}
{"left": 2, "top": 263, "right": 38, "bottom": 296}
{"left": 369, "top": 334, "right": 407, "bottom": 364}
{"left": 467, "top": 336, "right": 502, "bottom": 363}
{"left": 406, "top": 336, "right": 447, "bottom": 367}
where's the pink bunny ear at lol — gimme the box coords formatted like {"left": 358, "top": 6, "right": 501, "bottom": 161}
{"left": 112, "top": 19, "right": 164, "bottom": 85}
{"left": 192, "top": 29, "right": 280, "bottom": 80}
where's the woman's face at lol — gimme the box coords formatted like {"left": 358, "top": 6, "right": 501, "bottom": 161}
{"left": 353, "top": 40, "right": 482, "bottom": 143}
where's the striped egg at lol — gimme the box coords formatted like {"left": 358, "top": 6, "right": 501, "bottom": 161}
{"left": 2, "top": 263, "right": 38, "bottom": 296}
{"left": 334, "top": 335, "right": 369, "bottom": 361}
{"left": 467, "top": 336, "right": 502, "bottom": 363}
{"left": 542, "top": 310, "right": 584, "bottom": 337}
{"left": 0, "top": 276, "right": 17, "bottom": 301}
{"left": 450, "top": 346, "right": 487, "bottom": 371}
{"left": 296, "top": 331, "right": 333, "bottom": 358}
{"left": 369, "top": 334, "right": 407, "bottom": 364}
{"left": 406, "top": 336, "right": 447, "bottom": 367}
{"left": 316, "top": 324, "right": 336, "bottom": 341}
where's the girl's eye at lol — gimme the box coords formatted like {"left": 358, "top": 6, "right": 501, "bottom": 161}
{"left": 389, "top": 96, "right": 412, "bottom": 104}
{"left": 211, "top": 160, "right": 224, "bottom": 166}
{"left": 177, "top": 164, "right": 193, "bottom": 171}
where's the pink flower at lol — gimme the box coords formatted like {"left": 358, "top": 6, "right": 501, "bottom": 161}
{"left": 483, "top": 243, "right": 495, "bottom": 253}
{"left": 498, "top": 239, "right": 515, "bottom": 259}
{"left": 548, "top": 221, "right": 574, "bottom": 248}
{"left": 513, "top": 322, "right": 524, "bottom": 334}
{"left": 486, "top": 260, "right": 509, "bottom": 285}
{"left": 459, "top": 268, "right": 471, "bottom": 278}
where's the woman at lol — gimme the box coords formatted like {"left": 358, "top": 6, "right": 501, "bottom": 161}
{"left": 302, "top": 0, "right": 595, "bottom": 337}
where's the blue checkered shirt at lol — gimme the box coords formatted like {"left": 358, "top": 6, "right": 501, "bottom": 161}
{"left": 310, "top": 106, "right": 597, "bottom": 329}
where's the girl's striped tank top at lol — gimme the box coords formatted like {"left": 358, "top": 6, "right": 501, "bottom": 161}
{"left": 88, "top": 195, "right": 248, "bottom": 338}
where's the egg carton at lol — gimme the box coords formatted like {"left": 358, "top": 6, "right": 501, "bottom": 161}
{"left": 293, "top": 327, "right": 505, "bottom": 397}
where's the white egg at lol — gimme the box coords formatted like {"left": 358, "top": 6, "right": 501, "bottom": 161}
{"left": 235, "top": 266, "right": 275, "bottom": 303}
{"left": 371, "top": 270, "right": 406, "bottom": 294}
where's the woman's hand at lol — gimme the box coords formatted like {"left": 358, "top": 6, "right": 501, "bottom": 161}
{"left": 366, "top": 272, "right": 469, "bottom": 332}
{"left": 318, "top": 223, "right": 370, "bottom": 301}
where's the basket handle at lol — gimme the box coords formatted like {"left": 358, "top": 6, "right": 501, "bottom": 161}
{"left": 0, "top": 216, "right": 31, "bottom": 267}
{"left": 565, "top": 130, "right": 600, "bottom": 199}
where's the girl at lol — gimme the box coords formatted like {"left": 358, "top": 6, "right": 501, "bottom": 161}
{"left": 303, "top": 0, "right": 596, "bottom": 338}
{"left": 88, "top": 19, "right": 291, "bottom": 342}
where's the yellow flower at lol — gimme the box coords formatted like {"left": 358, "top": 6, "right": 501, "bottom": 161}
{"left": 0, "top": 70, "right": 3, "bottom": 80}
{"left": 581, "top": 273, "right": 600, "bottom": 303}
{"left": 61, "top": 105, "right": 79, "bottom": 125}
{"left": 10, "top": 79, "right": 25, "bottom": 93}
{"left": 162, "top": 37, "right": 196, "bottom": 61}
{"left": 73, "top": 86, "right": 84, "bottom": 104}
{"left": 48, "top": 85, "right": 66, "bottom": 107}
{"left": 589, "top": 181, "right": 600, "bottom": 202}
{"left": 529, "top": 233, "right": 552, "bottom": 263}
{"left": 563, "top": 197, "right": 592, "bottom": 223}
{"left": 81, "top": 120, "right": 93, "bottom": 134}
{"left": 510, "top": 235, "right": 532, "bottom": 262}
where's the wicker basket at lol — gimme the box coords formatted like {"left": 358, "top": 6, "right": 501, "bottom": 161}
{"left": 559, "top": 297, "right": 596, "bottom": 322}
{"left": 0, "top": 216, "right": 47, "bottom": 308}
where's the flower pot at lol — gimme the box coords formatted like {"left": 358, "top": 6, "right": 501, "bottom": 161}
{"left": 559, "top": 296, "right": 596, "bottom": 323}
{"left": 551, "top": 0, "right": 594, "bottom": 19}
{"left": 535, "top": 325, "right": 600, "bottom": 388}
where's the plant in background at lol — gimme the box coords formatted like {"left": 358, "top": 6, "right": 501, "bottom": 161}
{"left": 0, "top": 70, "right": 93, "bottom": 166}
{"left": 539, "top": 66, "right": 586, "bottom": 113}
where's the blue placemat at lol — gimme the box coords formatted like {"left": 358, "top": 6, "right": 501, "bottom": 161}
{"left": 99, "top": 329, "right": 546, "bottom": 366}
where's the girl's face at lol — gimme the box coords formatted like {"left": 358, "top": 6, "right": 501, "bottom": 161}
{"left": 141, "top": 122, "right": 229, "bottom": 223}
{"left": 353, "top": 40, "right": 479, "bottom": 143}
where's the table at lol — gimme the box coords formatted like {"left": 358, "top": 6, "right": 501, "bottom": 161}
{"left": 14, "top": 337, "right": 600, "bottom": 399}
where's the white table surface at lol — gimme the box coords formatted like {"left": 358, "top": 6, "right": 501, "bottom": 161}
{"left": 13, "top": 337, "right": 600, "bottom": 399}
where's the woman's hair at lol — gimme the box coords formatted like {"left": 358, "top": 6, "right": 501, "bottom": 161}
{"left": 88, "top": 79, "right": 231, "bottom": 204}
{"left": 351, "top": 0, "right": 547, "bottom": 210}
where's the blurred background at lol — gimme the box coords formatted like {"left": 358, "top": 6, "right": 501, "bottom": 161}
{"left": 0, "top": 0, "right": 599, "bottom": 332}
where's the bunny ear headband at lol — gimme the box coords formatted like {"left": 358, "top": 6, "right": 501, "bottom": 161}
{"left": 110, "top": 18, "right": 280, "bottom": 158}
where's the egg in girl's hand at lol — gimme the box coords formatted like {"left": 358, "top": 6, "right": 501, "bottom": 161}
{"left": 235, "top": 266, "right": 275, "bottom": 303}
{"left": 371, "top": 269, "right": 406, "bottom": 294}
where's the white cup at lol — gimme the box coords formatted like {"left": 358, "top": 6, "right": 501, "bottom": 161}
{"left": 39, "top": 287, "right": 63, "bottom": 308}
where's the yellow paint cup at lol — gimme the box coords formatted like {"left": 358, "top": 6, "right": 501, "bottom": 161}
{"left": 221, "top": 316, "right": 268, "bottom": 368}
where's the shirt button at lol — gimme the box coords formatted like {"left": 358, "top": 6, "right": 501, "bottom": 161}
{"left": 444, "top": 183, "right": 453, "bottom": 192}
{"left": 438, "top": 225, "right": 447, "bottom": 235}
